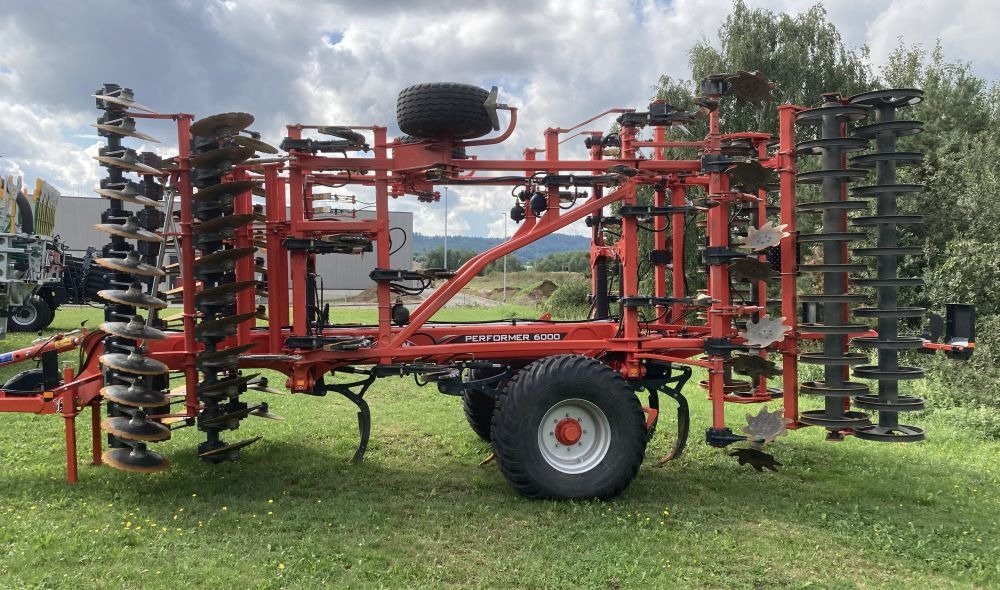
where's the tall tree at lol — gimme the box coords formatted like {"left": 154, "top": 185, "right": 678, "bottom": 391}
{"left": 685, "top": 0, "right": 873, "bottom": 134}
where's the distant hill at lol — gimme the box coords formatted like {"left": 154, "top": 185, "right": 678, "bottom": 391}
{"left": 413, "top": 232, "right": 589, "bottom": 261}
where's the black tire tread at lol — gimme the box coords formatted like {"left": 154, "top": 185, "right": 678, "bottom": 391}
{"left": 397, "top": 82, "right": 493, "bottom": 140}
{"left": 462, "top": 390, "right": 495, "bottom": 441}
{"left": 491, "top": 354, "right": 647, "bottom": 499}
{"left": 8, "top": 295, "right": 52, "bottom": 332}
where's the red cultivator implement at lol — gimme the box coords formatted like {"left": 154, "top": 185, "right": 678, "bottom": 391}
{"left": 0, "top": 74, "right": 974, "bottom": 498}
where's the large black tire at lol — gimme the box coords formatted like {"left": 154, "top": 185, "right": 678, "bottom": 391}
{"left": 8, "top": 295, "right": 52, "bottom": 332}
{"left": 397, "top": 82, "right": 493, "bottom": 140}
{"left": 463, "top": 390, "right": 495, "bottom": 441}
{"left": 491, "top": 355, "right": 647, "bottom": 499}
{"left": 462, "top": 368, "right": 507, "bottom": 441}
{"left": 15, "top": 192, "right": 34, "bottom": 234}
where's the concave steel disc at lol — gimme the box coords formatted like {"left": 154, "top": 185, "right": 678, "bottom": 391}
{"left": 95, "top": 216, "right": 164, "bottom": 243}
{"left": 101, "top": 317, "right": 167, "bottom": 341}
{"left": 101, "top": 383, "right": 169, "bottom": 408}
{"left": 190, "top": 112, "right": 255, "bottom": 139}
{"left": 98, "top": 283, "right": 168, "bottom": 310}
{"left": 102, "top": 445, "right": 169, "bottom": 473}
{"left": 190, "top": 146, "right": 255, "bottom": 169}
{"left": 233, "top": 135, "right": 279, "bottom": 154}
{"left": 102, "top": 415, "right": 171, "bottom": 442}
{"left": 95, "top": 251, "right": 166, "bottom": 278}
{"left": 100, "top": 351, "right": 169, "bottom": 376}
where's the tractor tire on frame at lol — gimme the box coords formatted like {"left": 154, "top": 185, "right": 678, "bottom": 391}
{"left": 396, "top": 82, "right": 494, "bottom": 140}
{"left": 490, "top": 354, "right": 648, "bottom": 499}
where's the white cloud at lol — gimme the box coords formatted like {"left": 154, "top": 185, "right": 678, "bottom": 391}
{"left": 0, "top": 0, "right": 996, "bottom": 239}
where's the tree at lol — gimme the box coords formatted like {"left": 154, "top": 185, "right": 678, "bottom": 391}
{"left": 418, "top": 246, "right": 523, "bottom": 276}
{"left": 686, "top": 0, "right": 873, "bottom": 135}
{"left": 533, "top": 251, "right": 591, "bottom": 274}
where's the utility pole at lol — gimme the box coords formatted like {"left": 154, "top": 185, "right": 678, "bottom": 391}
{"left": 443, "top": 186, "right": 448, "bottom": 270}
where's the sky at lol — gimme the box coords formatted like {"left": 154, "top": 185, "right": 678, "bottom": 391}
{"left": 0, "top": 0, "right": 997, "bottom": 239}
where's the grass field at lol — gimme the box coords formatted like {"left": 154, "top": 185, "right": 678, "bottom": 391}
{"left": 0, "top": 306, "right": 997, "bottom": 589}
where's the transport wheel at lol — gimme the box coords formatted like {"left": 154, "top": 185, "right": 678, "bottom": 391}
{"left": 396, "top": 82, "right": 494, "bottom": 140}
{"left": 397, "top": 134, "right": 468, "bottom": 159}
{"left": 8, "top": 296, "right": 52, "bottom": 332}
{"left": 462, "top": 368, "right": 506, "bottom": 441}
{"left": 491, "top": 355, "right": 647, "bottom": 499}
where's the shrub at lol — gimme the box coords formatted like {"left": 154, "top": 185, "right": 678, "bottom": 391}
{"left": 544, "top": 277, "right": 592, "bottom": 319}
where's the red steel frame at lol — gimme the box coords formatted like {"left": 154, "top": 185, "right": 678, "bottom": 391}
{"left": 6, "top": 96, "right": 924, "bottom": 482}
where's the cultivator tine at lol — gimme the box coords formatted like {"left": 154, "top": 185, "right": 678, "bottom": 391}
{"left": 198, "top": 436, "right": 262, "bottom": 459}
{"left": 194, "top": 374, "right": 258, "bottom": 400}
{"left": 193, "top": 180, "right": 256, "bottom": 206}
{"left": 190, "top": 112, "right": 255, "bottom": 139}
{"left": 196, "top": 343, "right": 257, "bottom": 369}
{"left": 246, "top": 376, "right": 285, "bottom": 395}
{"left": 194, "top": 247, "right": 256, "bottom": 275}
{"left": 249, "top": 403, "right": 284, "bottom": 421}
{"left": 195, "top": 280, "right": 258, "bottom": 305}
{"left": 193, "top": 213, "right": 257, "bottom": 236}
{"left": 195, "top": 312, "right": 258, "bottom": 340}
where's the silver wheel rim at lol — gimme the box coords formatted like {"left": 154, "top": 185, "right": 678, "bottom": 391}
{"left": 537, "top": 398, "right": 611, "bottom": 474}
{"left": 13, "top": 301, "right": 37, "bottom": 326}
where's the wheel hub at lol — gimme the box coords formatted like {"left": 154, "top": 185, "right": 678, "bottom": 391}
{"left": 537, "top": 398, "right": 611, "bottom": 475}
{"left": 554, "top": 418, "right": 582, "bottom": 446}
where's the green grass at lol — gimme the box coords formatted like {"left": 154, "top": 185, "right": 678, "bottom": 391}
{"left": 0, "top": 307, "right": 997, "bottom": 589}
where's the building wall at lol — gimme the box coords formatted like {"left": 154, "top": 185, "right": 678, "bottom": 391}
{"left": 53, "top": 196, "right": 413, "bottom": 291}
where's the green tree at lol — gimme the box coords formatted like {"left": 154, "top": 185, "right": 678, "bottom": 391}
{"left": 533, "top": 251, "right": 591, "bottom": 273}
{"left": 686, "top": 0, "right": 873, "bottom": 134}
{"left": 419, "top": 246, "right": 523, "bottom": 276}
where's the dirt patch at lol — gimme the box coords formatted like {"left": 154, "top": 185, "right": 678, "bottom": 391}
{"left": 524, "top": 279, "right": 558, "bottom": 302}
{"left": 487, "top": 286, "right": 519, "bottom": 298}
{"left": 344, "top": 287, "right": 420, "bottom": 303}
